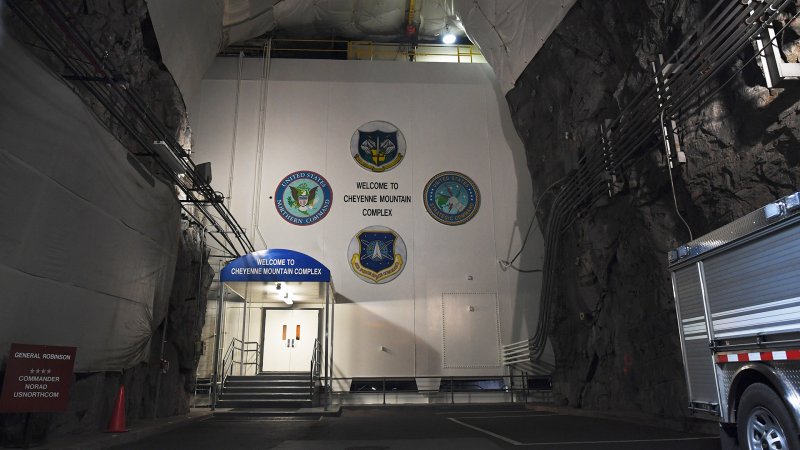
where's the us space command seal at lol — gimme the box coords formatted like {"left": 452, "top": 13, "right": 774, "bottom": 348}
{"left": 350, "top": 121, "right": 406, "bottom": 172}
{"left": 275, "top": 171, "right": 332, "bottom": 226}
{"left": 348, "top": 226, "right": 407, "bottom": 284}
{"left": 424, "top": 172, "right": 480, "bottom": 226}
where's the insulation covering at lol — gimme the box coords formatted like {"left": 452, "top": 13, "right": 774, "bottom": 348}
{"left": 222, "top": 0, "right": 409, "bottom": 46}
{"left": 144, "top": 0, "right": 575, "bottom": 125}
{"left": 144, "top": 0, "right": 224, "bottom": 120}
{"left": 0, "top": 35, "right": 180, "bottom": 372}
{"left": 454, "top": 0, "right": 576, "bottom": 93}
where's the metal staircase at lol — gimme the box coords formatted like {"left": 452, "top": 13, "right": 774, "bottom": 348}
{"left": 216, "top": 372, "right": 314, "bottom": 408}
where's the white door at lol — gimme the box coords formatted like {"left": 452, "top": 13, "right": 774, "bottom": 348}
{"left": 262, "top": 309, "right": 319, "bottom": 372}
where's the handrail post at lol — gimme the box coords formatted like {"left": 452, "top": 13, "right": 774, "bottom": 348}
{"left": 524, "top": 371, "right": 528, "bottom": 404}
{"left": 210, "top": 269, "right": 225, "bottom": 410}
{"left": 450, "top": 376, "right": 454, "bottom": 404}
{"left": 382, "top": 378, "right": 386, "bottom": 405}
{"left": 510, "top": 369, "right": 515, "bottom": 403}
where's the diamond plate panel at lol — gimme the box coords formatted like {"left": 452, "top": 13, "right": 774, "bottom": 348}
{"left": 669, "top": 192, "right": 800, "bottom": 266}
{"left": 715, "top": 360, "right": 800, "bottom": 423}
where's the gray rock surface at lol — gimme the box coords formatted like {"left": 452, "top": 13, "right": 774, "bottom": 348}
{"left": 506, "top": 0, "right": 800, "bottom": 420}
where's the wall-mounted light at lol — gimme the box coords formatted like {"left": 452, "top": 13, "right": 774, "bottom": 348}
{"left": 442, "top": 25, "right": 456, "bottom": 44}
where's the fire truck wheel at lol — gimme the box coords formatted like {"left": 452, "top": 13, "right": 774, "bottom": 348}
{"left": 737, "top": 383, "right": 800, "bottom": 450}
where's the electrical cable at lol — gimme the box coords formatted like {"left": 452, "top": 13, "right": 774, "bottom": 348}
{"left": 500, "top": 174, "right": 569, "bottom": 270}
{"left": 9, "top": 0, "right": 256, "bottom": 256}
{"left": 522, "top": 0, "right": 791, "bottom": 362}
{"left": 660, "top": 110, "right": 694, "bottom": 240}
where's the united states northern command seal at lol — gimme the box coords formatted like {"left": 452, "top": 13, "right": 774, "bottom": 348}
{"left": 348, "top": 226, "right": 407, "bottom": 284}
{"left": 350, "top": 121, "right": 406, "bottom": 173}
{"left": 275, "top": 171, "right": 332, "bottom": 226}
{"left": 423, "top": 172, "right": 480, "bottom": 226}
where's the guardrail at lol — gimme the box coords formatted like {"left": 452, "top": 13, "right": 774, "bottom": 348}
{"left": 327, "top": 375, "right": 551, "bottom": 406}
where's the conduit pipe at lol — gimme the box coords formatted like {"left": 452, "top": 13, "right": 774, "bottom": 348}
{"left": 7, "top": 0, "right": 255, "bottom": 257}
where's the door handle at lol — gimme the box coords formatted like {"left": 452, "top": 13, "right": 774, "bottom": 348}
{"left": 286, "top": 339, "right": 291, "bottom": 348}
{"left": 291, "top": 339, "right": 295, "bottom": 348}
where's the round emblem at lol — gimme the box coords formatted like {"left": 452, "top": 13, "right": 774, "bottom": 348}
{"left": 423, "top": 172, "right": 480, "bottom": 226}
{"left": 348, "top": 226, "right": 407, "bottom": 284}
{"left": 350, "top": 121, "right": 406, "bottom": 172}
{"left": 274, "top": 171, "right": 333, "bottom": 226}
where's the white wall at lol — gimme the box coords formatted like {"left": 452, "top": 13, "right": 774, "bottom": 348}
{"left": 194, "top": 57, "right": 547, "bottom": 378}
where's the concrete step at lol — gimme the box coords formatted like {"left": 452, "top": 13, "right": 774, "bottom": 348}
{"left": 226, "top": 372, "right": 311, "bottom": 381}
{"left": 221, "top": 386, "right": 309, "bottom": 394}
{"left": 220, "top": 392, "right": 311, "bottom": 400}
{"left": 223, "top": 379, "right": 309, "bottom": 388}
{"left": 215, "top": 399, "right": 313, "bottom": 408}
{"left": 213, "top": 406, "right": 341, "bottom": 418}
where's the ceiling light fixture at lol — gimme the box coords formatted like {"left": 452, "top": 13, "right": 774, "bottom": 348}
{"left": 442, "top": 25, "right": 456, "bottom": 45}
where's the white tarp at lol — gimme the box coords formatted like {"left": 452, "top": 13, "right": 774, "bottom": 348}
{"left": 144, "top": 0, "right": 575, "bottom": 126}
{"left": 453, "top": 0, "right": 576, "bottom": 93}
{"left": 0, "top": 34, "right": 180, "bottom": 372}
{"left": 144, "top": 0, "right": 224, "bottom": 123}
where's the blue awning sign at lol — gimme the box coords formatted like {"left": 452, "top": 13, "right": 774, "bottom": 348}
{"left": 221, "top": 249, "right": 330, "bottom": 282}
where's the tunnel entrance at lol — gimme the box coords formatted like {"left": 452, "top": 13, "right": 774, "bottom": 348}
{"left": 207, "top": 249, "right": 335, "bottom": 409}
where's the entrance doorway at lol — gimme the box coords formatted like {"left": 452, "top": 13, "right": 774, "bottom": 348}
{"left": 262, "top": 309, "right": 320, "bottom": 372}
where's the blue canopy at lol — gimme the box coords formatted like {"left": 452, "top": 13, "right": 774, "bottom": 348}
{"left": 221, "top": 249, "right": 331, "bottom": 283}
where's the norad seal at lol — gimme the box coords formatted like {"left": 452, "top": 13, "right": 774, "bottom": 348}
{"left": 350, "top": 121, "right": 406, "bottom": 173}
{"left": 348, "top": 226, "right": 407, "bottom": 284}
{"left": 275, "top": 171, "right": 332, "bottom": 226}
{"left": 423, "top": 171, "right": 480, "bottom": 226}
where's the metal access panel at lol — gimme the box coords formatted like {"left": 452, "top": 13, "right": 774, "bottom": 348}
{"left": 441, "top": 293, "right": 501, "bottom": 369}
{"left": 702, "top": 223, "right": 800, "bottom": 340}
{"left": 672, "top": 265, "right": 718, "bottom": 408}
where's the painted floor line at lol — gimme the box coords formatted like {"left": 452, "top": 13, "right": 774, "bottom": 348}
{"left": 448, "top": 418, "right": 718, "bottom": 447}
{"left": 435, "top": 410, "right": 541, "bottom": 415}
{"left": 450, "top": 414, "right": 561, "bottom": 419}
{"left": 448, "top": 417, "right": 525, "bottom": 446}
{"left": 514, "top": 436, "right": 719, "bottom": 446}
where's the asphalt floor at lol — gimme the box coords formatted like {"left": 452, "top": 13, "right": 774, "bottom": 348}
{"left": 112, "top": 404, "right": 721, "bottom": 450}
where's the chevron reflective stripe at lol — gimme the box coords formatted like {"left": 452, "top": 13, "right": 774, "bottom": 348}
{"left": 716, "top": 350, "right": 800, "bottom": 363}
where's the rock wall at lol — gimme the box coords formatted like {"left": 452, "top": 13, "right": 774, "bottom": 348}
{"left": 506, "top": 0, "right": 800, "bottom": 421}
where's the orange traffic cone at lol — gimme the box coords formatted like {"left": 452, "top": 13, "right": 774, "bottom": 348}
{"left": 107, "top": 385, "right": 128, "bottom": 433}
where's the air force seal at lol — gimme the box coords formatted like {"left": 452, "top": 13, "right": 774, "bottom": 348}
{"left": 348, "top": 226, "right": 407, "bottom": 284}
{"left": 275, "top": 171, "right": 332, "bottom": 226}
{"left": 350, "top": 121, "right": 406, "bottom": 172}
{"left": 424, "top": 172, "right": 480, "bottom": 226}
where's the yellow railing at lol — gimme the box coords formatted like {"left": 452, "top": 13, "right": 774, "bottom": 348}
{"left": 260, "top": 38, "right": 485, "bottom": 63}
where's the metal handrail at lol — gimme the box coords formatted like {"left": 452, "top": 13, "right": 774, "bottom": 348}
{"left": 214, "top": 337, "right": 261, "bottom": 407}
{"left": 310, "top": 338, "right": 322, "bottom": 401}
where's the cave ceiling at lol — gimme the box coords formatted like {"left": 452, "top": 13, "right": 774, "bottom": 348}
{"left": 144, "top": 0, "right": 576, "bottom": 104}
